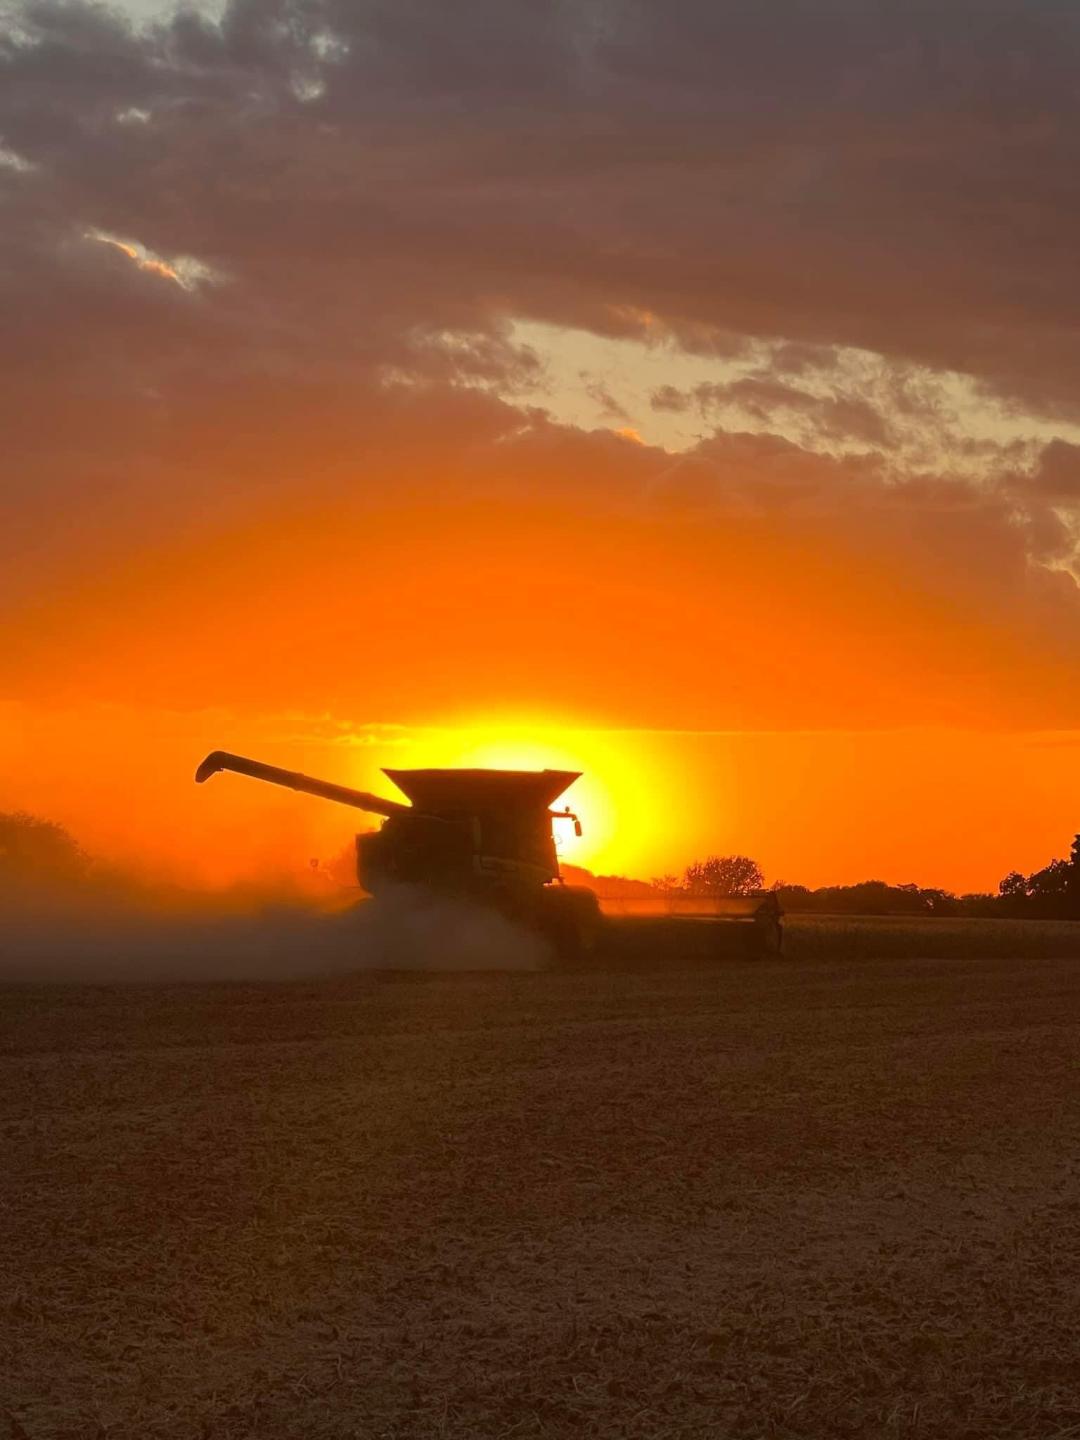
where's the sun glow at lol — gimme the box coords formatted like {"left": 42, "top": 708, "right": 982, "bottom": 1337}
{"left": 370, "top": 718, "right": 664, "bottom": 877}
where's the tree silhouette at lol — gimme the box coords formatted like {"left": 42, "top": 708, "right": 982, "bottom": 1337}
{"left": 0, "top": 812, "right": 87, "bottom": 889}
{"left": 650, "top": 873, "right": 681, "bottom": 894}
{"left": 997, "top": 836, "right": 1080, "bottom": 917}
{"left": 683, "top": 855, "right": 764, "bottom": 896}
{"left": 1027, "top": 858, "right": 1071, "bottom": 900}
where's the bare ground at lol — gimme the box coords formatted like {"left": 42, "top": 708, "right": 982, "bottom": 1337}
{"left": 3, "top": 947, "right": 1080, "bottom": 1438}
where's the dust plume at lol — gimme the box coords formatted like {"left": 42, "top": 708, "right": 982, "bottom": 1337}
{"left": 0, "top": 881, "right": 550, "bottom": 984}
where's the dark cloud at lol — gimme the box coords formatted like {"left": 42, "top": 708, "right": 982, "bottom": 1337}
{"left": 650, "top": 385, "right": 689, "bottom": 414}
{"left": 5, "top": 0, "right": 1080, "bottom": 404}
{"left": 582, "top": 375, "right": 630, "bottom": 421}
{"left": 1029, "top": 440, "right": 1080, "bottom": 503}
{"left": 656, "top": 376, "right": 895, "bottom": 448}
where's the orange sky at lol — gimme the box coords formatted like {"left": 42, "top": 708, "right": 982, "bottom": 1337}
{"left": 9, "top": 489, "right": 1079, "bottom": 725}
{"left": 3, "top": 695, "right": 1080, "bottom": 898}
{"left": 3, "top": 457, "right": 1079, "bottom": 897}
{"left": 3, "top": 2, "right": 1080, "bottom": 898}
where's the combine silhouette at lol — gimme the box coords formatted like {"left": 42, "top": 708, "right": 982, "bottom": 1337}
{"left": 195, "top": 751, "right": 782, "bottom": 961}
{"left": 195, "top": 752, "right": 602, "bottom": 956}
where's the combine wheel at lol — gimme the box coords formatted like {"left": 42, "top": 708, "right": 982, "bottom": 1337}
{"left": 540, "top": 886, "right": 603, "bottom": 964}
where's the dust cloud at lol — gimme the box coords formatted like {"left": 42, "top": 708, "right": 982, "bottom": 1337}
{"left": 0, "top": 883, "right": 551, "bottom": 983}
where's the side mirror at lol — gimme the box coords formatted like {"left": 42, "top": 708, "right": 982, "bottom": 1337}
{"left": 574, "top": 819, "right": 583, "bottom": 838}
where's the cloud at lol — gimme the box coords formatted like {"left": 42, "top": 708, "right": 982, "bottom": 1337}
{"left": 1029, "top": 440, "right": 1080, "bottom": 503}
{"left": 582, "top": 375, "right": 630, "bottom": 421}
{"left": 0, "top": 138, "right": 31, "bottom": 169}
{"left": 656, "top": 376, "right": 896, "bottom": 449}
{"left": 5, "top": 0, "right": 1080, "bottom": 407}
{"left": 85, "top": 229, "right": 222, "bottom": 289}
{"left": 0, "top": 0, "right": 1078, "bottom": 735}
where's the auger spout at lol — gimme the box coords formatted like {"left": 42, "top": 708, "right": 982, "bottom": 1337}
{"left": 194, "top": 751, "right": 410, "bottom": 819}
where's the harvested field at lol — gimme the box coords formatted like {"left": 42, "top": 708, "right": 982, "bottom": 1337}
{"left": 784, "top": 913, "right": 1080, "bottom": 960}
{"left": 601, "top": 913, "right": 1080, "bottom": 965}
{"left": 4, "top": 939, "right": 1080, "bottom": 1438}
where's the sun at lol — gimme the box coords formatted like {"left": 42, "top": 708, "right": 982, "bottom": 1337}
{"left": 339, "top": 713, "right": 681, "bottom": 879}
{"left": 404, "top": 718, "right": 657, "bottom": 876}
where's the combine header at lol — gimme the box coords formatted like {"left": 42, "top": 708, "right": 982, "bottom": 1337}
{"left": 194, "top": 751, "right": 782, "bottom": 961}
{"left": 599, "top": 891, "right": 783, "bottom": 959}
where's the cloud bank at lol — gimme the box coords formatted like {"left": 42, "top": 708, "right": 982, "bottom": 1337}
{"left": 2, "top": 0, "right": 1079, "bottom": 735}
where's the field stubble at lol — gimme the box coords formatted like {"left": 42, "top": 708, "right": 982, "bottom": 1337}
{"left": 784, "top": 912, "right": 1080, "bottom": 960}
{"left": 3, "top": 920, "right": 1080, "bottom": 1438}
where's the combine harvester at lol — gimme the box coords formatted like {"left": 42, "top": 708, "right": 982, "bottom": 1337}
{"left": 195, "top": 752, "right": 782, "bottom": 962}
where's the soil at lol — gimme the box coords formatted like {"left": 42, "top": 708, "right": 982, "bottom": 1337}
{"left": 3, "top": 950, "right": 1080, "bottom": 1438}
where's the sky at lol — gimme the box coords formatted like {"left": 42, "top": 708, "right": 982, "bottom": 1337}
{"left": 2, "top": 0, "right": 1080, "bottom": 892}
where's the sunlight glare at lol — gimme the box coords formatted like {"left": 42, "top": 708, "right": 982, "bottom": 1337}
{"left": 385, "top": 719, "right": 663, "bottom": 876}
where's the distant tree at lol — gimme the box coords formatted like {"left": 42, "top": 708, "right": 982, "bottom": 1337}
{"left": 650, "top": 874, "right": 682, "bottom": 894}
{"left": 997, "top": 835, "right": 1080, "bottom": 917}
{"left": 683, "top": 855, "right": 764, "bottom": 897}
{"left": 1069, "top": 836, "right": 1080, "bottom": 911}
{"left": 1027, "top": 858, "right": 1072, "bottom": 901}
{"left": 920, "top": 887, "right": 958, "bottom": 917}
{"left": 848, "top": 881, "right": 918, "bottom": 914}
{"left": 0, "top": 812, "right": 88, "bottom": 889}
{"left": 957, "top": 892, "right": 999, "bottom": 917}
{"left": 774, "top": 883, "right": 813, "bottom": 911}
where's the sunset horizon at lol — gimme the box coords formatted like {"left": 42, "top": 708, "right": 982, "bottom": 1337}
{"left": 4, "top": 693, "right": 1080, "bottom": 894}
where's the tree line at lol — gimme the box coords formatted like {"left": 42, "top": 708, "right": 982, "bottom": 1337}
{"left": 642, "top": 835, "right": 1080, "bottom": 919}
{"left": 3, "top": 811, "right": 1080, "bottom": 921}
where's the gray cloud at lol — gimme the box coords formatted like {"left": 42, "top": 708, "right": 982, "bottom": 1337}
{"left": 1029, "top": 440, "right": 1080, "bottom": 503}
{"left": 6, "top": 1, "right": 1080, "bottom": 406}
{"left": 656, "top": 376, "right": 896, "bottom": 449}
